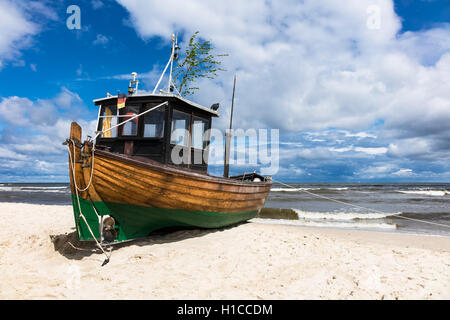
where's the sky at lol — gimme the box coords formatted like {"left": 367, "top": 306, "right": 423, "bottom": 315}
{"left": 0, "top": 0, "right": 449, "bottom": 182}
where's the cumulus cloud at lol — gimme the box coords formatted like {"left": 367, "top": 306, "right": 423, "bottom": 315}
{"left": 354, "top": 147, "right": 387, "bottom": 155}
{"left": 0, "top": 88, "right": 97, "bottom": 181}
{"left": 0, "top": 0, "right": 57, "bottom": 69}
{"left": 0, "top": 0, "right": 38, "bottom": 68}
{"left": 392, "top": 168, "right": 414, "bottom": 176}
{"left": 114, "top": 0, "right": 450, "bottom": 180}
{"left": 116, "top": 0, "right": 450, "bottom": 131}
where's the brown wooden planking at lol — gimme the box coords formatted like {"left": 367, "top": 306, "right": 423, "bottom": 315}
{"left": 93, "top": 157, "right": 269, "bottom": 206}
{"left": 69, "top": 123, "right": 271, "bottom": 215}
{"left": 96, "top": 151, "right": 271, "bottom": 195}
{"left": 93, "top": 167, "right": 266, "bottom": 213}
{"left": 69, "top": 122, "right": 88, "bottom": 199}
{"left": 97, "top": 156, "right": 268, "bottom": 195}
{"left": 94, "top": 157, "right": 269, "bottom": 202}
{"left": 82, "top": 146, "right": 103, "bottom": 203}
{"left": 95, "top": 149, "right": 271, "bottom": 190}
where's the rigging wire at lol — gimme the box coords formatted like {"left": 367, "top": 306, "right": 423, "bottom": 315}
{"left": 272, "top": 179, "right": 450, "bottom": 229}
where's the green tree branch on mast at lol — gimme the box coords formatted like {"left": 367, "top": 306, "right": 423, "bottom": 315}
{"left": 174, "top": 31, "right": 228, "bottom": 97}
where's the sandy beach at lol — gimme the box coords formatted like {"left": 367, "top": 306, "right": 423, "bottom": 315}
{"left": 0, "top": 202, "right": 449, "bottom": 300}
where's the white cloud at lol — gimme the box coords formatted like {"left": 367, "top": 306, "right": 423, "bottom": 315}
{"left": 116, "top": 0, "right": 450, "bottom": 162}
{"left": 0, "top": 1, "right": 57, "bottom": 69}
{"left": 93, "top": 34, "right": 110, "bottom": 46}
{"left": 387, "top": 138, "right": 431, "bottom": 158}
{"left": 344, "top": 131, "right": 377, "bottom": 139}
{"left": 0, "top": 88, "right": 98, "bottom": 181}
{"left": 392, "top": 168, "right": 414, "bottom": 176}
{"left": 51, "top": 87, "right": 83, "bottom": 109}
{"left": 0, "top": 146, "right": 29, "bottom": 161}
{"left": 0, "top": 0, "right": 38, "bottom": 68}
{"left": 354, "top": 147, "right": 387, "bottom": 155}
{"left": 92, "top": 0, "right": 104, "bottom": 10}
{"left": 0, "top": 96, "right": 34, "bottom": 126}
{"left": 329, "top": 146, "right": 353, "bottom": 153}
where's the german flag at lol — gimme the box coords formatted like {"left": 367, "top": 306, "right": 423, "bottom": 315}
{"left": 117, "top": 93, "right": 127, "bottom": 109}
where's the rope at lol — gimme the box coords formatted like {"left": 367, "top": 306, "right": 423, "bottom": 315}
{"left": 65, "top": 101, "right": 169, "bottom": 265}
{"left": 272, "top": 180, "right": 450, "bottom": 229}
{"left": 67, "top": 141, "right": 111, "bottom": 265}
{"left": 70, "top": 141, "right": 95, "bottom": 192}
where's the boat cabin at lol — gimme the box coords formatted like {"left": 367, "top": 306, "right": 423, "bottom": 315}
{"left": 93, "top": 94, "right": 219, "bottom": 173}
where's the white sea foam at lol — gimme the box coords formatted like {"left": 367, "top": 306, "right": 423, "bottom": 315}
{"left": 0, "top": 186, "right": 69, "bottom": 193}
{"left": 23, "top": 189, "right": 69, "bottom": 193}
{"left": 0, "top": 186, "right": 15, "bottom": 192}
{"left": 397, "top": 190, "right": 449, "bottom": 197}
{"left": 292, "top": 209, "right": 400, "bottom": 221}
{"left": 22, "top": 186, "right": 68, "bottom": 190}
{"left": 251, "top": 218, "right": 397, "bottom": 230}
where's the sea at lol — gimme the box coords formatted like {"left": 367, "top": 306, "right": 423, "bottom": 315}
{"left": 0, "top": 182, "right": 449, "bottom": 237}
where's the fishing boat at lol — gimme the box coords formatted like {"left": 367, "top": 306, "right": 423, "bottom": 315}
{"left": 65, "top": 35, "right": 272, "bottom": 244}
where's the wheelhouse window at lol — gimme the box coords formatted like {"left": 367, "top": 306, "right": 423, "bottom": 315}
{"left": 98, "top": 105, "right": 118, "bottom": 138}
{"left": 120, "top": 105, "right": 140, "bottom": 136}
{"left": 192, "top": 116, "right": 209, "bottom": 149}
{"left": 143, "top": 103, "right": 166, "bottom": 138}
{"left": 170, "top": 110, "right": 191, "bottom": 146}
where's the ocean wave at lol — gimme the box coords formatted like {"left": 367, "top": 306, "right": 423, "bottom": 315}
{"left": 21, "top": 186, "right": 68, "bottom": 190}
{"left": 397, "top": 190, "right": 449, "bottom": 197}
{"left": 250, "top": 218, "right": 397, "bottom": 230}
{"left": 292, "top": 209, "right": 400, "bottom": 221}
{"left": 0, "top": 186, "right": 70, "bottom": 193}
{"left": 0, "top": 186, "right": 15, "bottom": 192}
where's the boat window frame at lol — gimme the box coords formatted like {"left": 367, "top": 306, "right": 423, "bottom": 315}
{"left": 142, "top": 103, "right": 167, "bottom": 139}
{"left": 191, "top": 115, "right": 210, "bottom": 151}
{"left": 119, "top": 104, "right": 140, "bottom": 137}
{"left": 170, "top": 108, "right": 192, "bottom": 147}
{"left": 97, "top": 104, "right": 120, "bottom": 138}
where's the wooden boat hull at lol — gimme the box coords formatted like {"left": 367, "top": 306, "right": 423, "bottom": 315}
{"left": 68, "top": 123, "right": 271, "bottom": 242}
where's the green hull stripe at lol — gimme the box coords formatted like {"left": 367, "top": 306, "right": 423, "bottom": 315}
{"left": 71, "top": 195, "right": 258, "bottom": 242}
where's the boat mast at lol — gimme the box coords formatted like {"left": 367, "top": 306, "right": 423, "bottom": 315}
{"left": 152, "top": 33, "right": 179, "bottom": 95}
{"left": 168, "top": 34, "right": 176, "bottom": 93}
{"left": 224, "top": 75, "right": 236, "bottom": 178}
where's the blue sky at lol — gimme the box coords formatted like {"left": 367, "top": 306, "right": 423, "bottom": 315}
{"left": 0, "top": 0, "right": 450, "bottom": 182}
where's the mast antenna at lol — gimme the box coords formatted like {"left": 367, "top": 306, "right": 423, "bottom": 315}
{"left": 152, "top": 33, "right": 180, "bottom": 95}
{"left": 167, "top": 33, "right": 176, "bottom": 93}
{"left": 224, "top": 75, "right": 236, "bottom": 178}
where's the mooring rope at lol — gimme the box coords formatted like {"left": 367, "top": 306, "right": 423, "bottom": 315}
{"left": 64, "top": 101, "right": 169, "bottom": 266}
{"left": 272, "top": 180, "right": 450, "bottom": 229}
{"left": 67, "top": 140, "right": 111, "bottom": 265}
